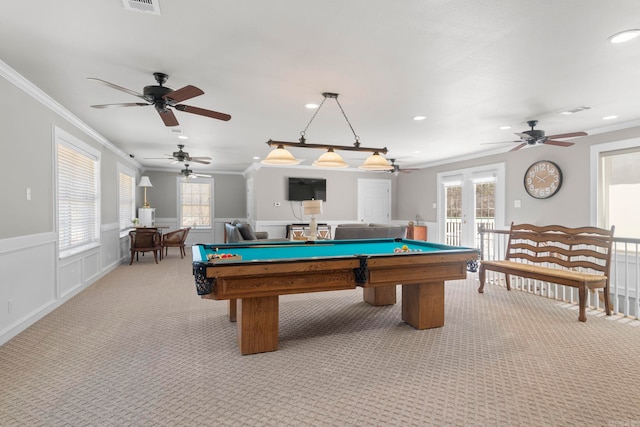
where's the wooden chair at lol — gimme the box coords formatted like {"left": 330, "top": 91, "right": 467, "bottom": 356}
{"left": 129, "top": 229, "right": 162, "bottom": 264}
{"left": 162, "top": 227, "right": 190, "bottom": 258}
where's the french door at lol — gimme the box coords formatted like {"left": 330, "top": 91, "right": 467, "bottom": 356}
{"left": 437, "top": 164, "right": 505, "bottom": 248}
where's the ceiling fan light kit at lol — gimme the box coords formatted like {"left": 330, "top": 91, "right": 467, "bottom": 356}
{"left": 262, "top": 92, "right": 393, "bottom": 170}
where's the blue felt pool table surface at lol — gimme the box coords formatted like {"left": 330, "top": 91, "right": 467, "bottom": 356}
{"left": 193, "top": 238, "right": 470, "bottom": 263}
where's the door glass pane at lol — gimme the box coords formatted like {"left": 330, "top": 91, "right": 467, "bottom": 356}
{"left": 475, "top": 182, "right": 495, "bottom": 248}
{"left": 445, "top": 185, "right": 462, "bottom": 246}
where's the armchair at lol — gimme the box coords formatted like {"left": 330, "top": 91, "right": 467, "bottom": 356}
{"left": 129, "top": 229, "right": 162, "bottom": 264}
{"left": 162, "top": 227, "right": 190, "bottom": 258}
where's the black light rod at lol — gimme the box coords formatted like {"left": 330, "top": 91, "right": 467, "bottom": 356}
{"left": 266, "top": 139, "right": 388, "bottom": 155}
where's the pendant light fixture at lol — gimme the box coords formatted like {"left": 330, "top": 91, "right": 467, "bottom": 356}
{"left": 263, "top": 92, "right": 393, "bottom": 170}
{"left": 261, "top": 144, "right": 300, "bottom": 165}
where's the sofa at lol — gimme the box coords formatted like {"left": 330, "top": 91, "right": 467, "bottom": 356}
{"left": 224, "top": 221, "right": 287, "bottom": 243}
{"left": 333, "top": 223, "right": 407, "bottom": 240}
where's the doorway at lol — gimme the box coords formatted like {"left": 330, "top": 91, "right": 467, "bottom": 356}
{"left": 437, "top": 163, "right": 505, "bottom": 248}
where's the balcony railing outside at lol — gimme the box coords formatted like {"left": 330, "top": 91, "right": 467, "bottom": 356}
{"left": 477, "top": 227, "right": 640, "bottom": 320}
{"left": 445, "top": 217, "right": 495, "bottom": 248}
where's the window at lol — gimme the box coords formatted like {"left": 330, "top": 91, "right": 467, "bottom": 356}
{"left": 179, "top": 178, "right": 213, "bottom": 228}
{"left": 599, "top": 147, "right": 640, "bottom": 238}
{"left": 118, "top": 165, "right": 136, "bottom": 231}
{"left": 55, "top": 127, "right": 100, "bottom": 257}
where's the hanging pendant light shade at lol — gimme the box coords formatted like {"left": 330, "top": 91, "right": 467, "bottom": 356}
{"left": 261, "top": 145, "right": 300, "bottom": 165}
{"left": 264, "top": 93, "right": 390, "bottom": 169}
{"left": 312, "top": 148, "right": 349, "bottom": 168}
{"left": 359, "top": 152, "right": 394, "bottom": 170}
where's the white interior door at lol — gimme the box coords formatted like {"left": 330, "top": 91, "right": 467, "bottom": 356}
{"left": 358, "top": 179, "right": 391, "bottom": 224}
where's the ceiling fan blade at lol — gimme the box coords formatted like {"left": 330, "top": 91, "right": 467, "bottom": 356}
{"left": 158, "top": 109, "right": 179, "bottom": 127}
{"left": 91, "top": 102, "right": 150, "bottom": 109}
{"left": 189, "top": 156, "right": 212, "bottom": 161}
{"left": 188, "top": 158, "right": 211, "bottom": 165}
{"left": 480, "top": 140, "right": 521, "bottom": 146}
{"left": 174, "top": 104, "right": 231, "bottom": 121}
{"left": 545, "top": 131, "right": 587, "bottom": 139}
{"left": 87, "top": 77, "right": 147, "bottom": 100}
{"left": 510, "top": 143, "right": 528, "bottom": 152}
{"left": 545, "top": 139, "right": 575, "bottom": 147}
{"left": 195, "top": 173, "right": 212, "bottom": 178}
{"left": 164, "top": 85, "right": 204, "bottom": 103}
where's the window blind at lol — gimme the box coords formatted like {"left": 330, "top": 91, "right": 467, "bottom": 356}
{"left": 57, "top": 143, "right": 98, "bottom": 253}
{"left": 119, "top": 170, "right": 135, "bottom": 230}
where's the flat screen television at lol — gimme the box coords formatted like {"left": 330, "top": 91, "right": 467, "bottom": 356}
{"left": 287, "top": 177, "right": 327, "bottom": 201}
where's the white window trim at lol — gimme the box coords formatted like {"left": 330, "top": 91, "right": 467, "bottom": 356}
{"left": 589, "top": 137, "right": 640, "bottom": 226}
{"left": 54, "top": 126, "right": 101, "bottom": 259}
{"left": 177, "top": 176, "right": 214, "bottom": 230}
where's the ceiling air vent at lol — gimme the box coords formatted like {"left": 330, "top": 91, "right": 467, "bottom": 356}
{"left": 559, "top": 106, "right": 591, "bottom": 115}
{"left": 122, "top": 0, "right": 161, "bottom": 15}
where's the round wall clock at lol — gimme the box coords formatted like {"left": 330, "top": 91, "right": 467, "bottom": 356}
{"left": 524, "top": 160, "right": 563, "bottom": 199}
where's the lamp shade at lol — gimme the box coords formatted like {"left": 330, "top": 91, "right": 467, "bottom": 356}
{"left": 261, "top": 145, "right": 301, "bottom": 165}
{"left": 302, "top": 199, "right": 323, "bottom": 215}
{"left": 312, "top": 148, "right": 349, "bottom": 168}
{"left": 138, "top": 176, "right": 153, "bottom": 187}
{"left": 359, "top": 152, "right": 393, "bottom": 170}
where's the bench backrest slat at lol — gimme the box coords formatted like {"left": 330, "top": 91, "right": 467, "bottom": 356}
{"left": 504, "top": 223, "right": 615, "bottom": 276}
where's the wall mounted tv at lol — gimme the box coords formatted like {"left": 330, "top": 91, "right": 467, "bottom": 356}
{"left": 287, "top": 177, "right": 327, "bottom": 201}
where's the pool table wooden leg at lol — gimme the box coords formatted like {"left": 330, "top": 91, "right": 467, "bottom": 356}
{"left": 237, "top": 296, "right": 279, "bottom": 355}
{"left": 363, "top": 285, "right": 397, "bottom": 306}
{"left": 228, "top": 299, "right": 237, "bottom": 322}
{"left": 401, "top": 282, "right": 444, "bottom": 329}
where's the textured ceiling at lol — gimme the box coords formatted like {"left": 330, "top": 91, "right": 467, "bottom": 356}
{"left": 2, "top": 0, "right": 640, "bottom": 173}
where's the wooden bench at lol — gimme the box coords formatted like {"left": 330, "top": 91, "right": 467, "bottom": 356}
{"left": 478, "top": 223, "right": 615, "bottom": 322}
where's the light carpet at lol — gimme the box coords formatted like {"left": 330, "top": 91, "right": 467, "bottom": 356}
{"left": 1, "top": 253, "right": 639, "bottom": 426}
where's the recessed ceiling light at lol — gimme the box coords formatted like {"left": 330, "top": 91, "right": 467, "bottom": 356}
{"left": 499, "top": 125, "right": 511, "bottom": 130}
{"left": 603, "top": 115, "right": 618, "bottom": 120}
{"left": 413, "top": 150, "right": 422, "bottom": 154}
{"left": 178, "top": 135, "right": 189, "bottom": 140}
{"left": 413, "top": 115, "right": 427, "bottom": 121}
{"left": 253, "top": 156, "right": 261, "bottom": 160}
{"left": 305, "top": 103, "right": 319, "bottom": 109}
{"left": 608, "top": 29, "right": 640, "bottom": 44}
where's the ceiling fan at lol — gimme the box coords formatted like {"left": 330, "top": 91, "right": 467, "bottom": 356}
{"left": 387, "top": 159, "right": 419, "bottom": 175}
{"left": 146, "top": 144, "right": 212, "bottom": 165}
{"left": 179, "top": 164, "right": 211, "bottom": 179}
{"left": 487, "top": 120, "right": 587, "bottom": 152}
{"left": 87, "top": 72, "right": 231, "bottom": 127}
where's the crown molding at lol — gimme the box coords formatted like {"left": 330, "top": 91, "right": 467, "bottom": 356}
{"left": 0, "top": 59, "right": 141, "bottom": 169}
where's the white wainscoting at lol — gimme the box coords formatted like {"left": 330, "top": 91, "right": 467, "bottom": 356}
{"left": 0, "top": 233, "right": 57, "bottom": 345}
{"left": 0, "top": 223, "right": 126, "bottom": 346}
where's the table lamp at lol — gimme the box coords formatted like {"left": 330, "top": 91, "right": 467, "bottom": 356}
{"left": 138, "top": 176, "right": 153, "bottom": 208}
{"left": 303, "top": 199, "right": 323, "bottom": 240}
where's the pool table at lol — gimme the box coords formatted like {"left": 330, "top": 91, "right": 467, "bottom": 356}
{"left": 192, "top": 238, "right": 477, "bottom": 355}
